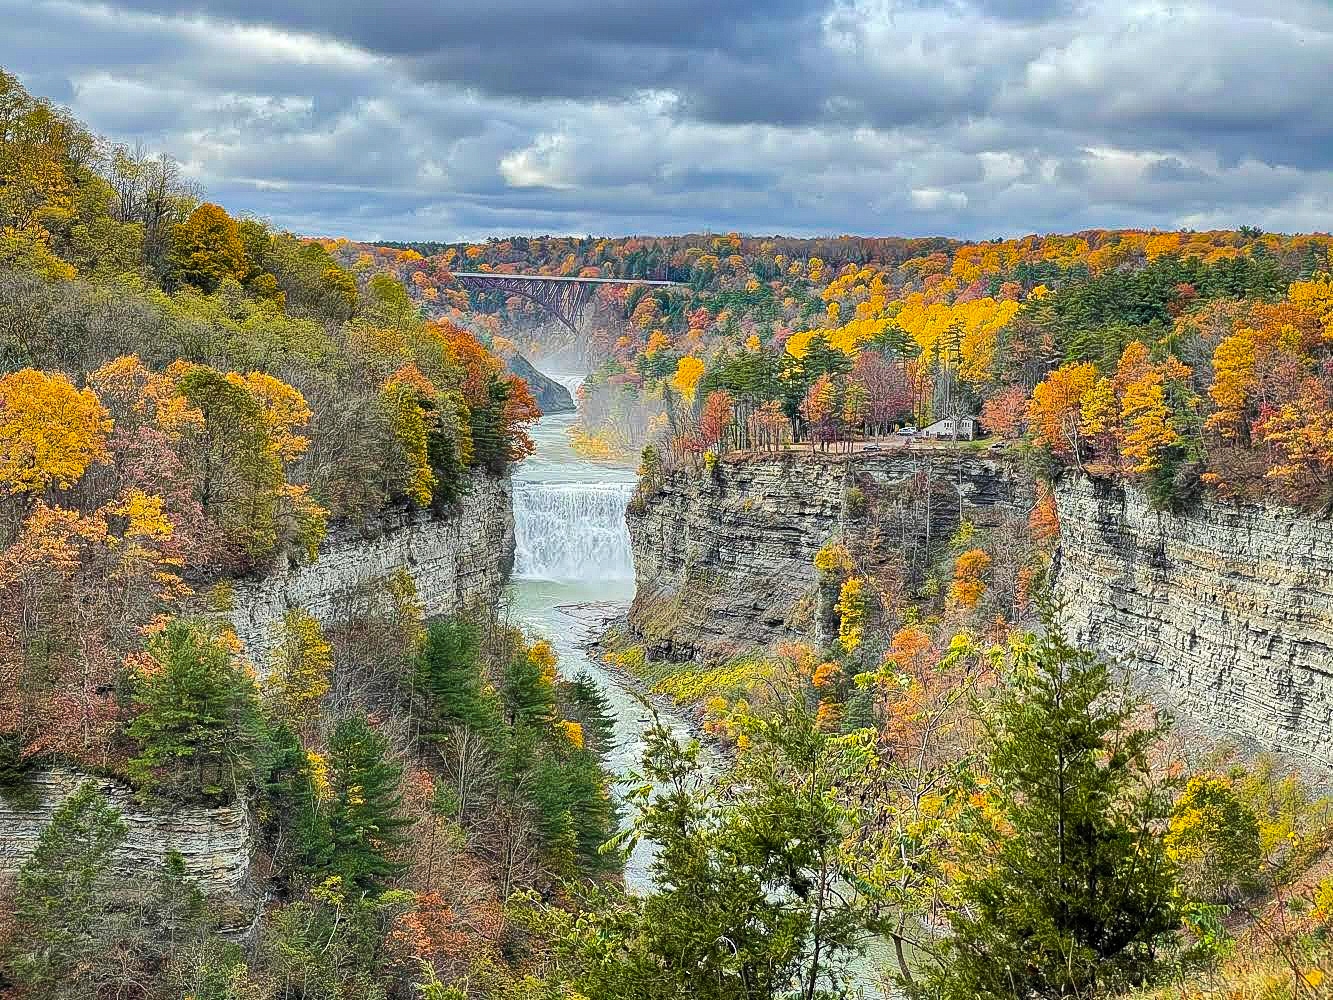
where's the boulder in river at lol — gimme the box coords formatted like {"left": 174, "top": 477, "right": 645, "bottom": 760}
{"left": 507, "top": 352, "right": 576, "bottom": 414}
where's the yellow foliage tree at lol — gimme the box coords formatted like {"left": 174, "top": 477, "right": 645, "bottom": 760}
{"left": 1121, "top": 369, "right": 1180, "bottom": 475}
{"left": 382, "top": 372, "right": 437, "bottom": 507}
{"left": 835, "top": 576, "right": 866, "bottom": 653}
{"left": 0, "top": 225, "right": 76, "bottom": 280}
{"left": 1206, "top": 328, "right": 1258, "bottom": 442}
{"left": 169, "top": 202, "right": 250, "bottom": 293}
{"left": 0, "top": 368, "right": 110, "bottom": 496}
{"left": 238, "top": 372, "right": 313, "bottom": 463}
{"left": 949, "top": 548, "right": 991, "bottom": 608}
{"left": 814, "top": 541, "right": 853, "bottom": 576}
{"left": 671, "top": 355, "right": 706, "bottom": 404}
{"left": 272, "top": 608, "right": 333, "bottom": 720}
{"left": 1287, "top": 273, "right": 1333, "bottom": 340}
{"left": 559, "top": 719, "right": 584, "bottom": 749}
{"left": 529, "top": 638, "right": 558, "bottom": 683}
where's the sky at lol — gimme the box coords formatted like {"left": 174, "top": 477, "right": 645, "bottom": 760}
{"left": 4, "top": 0, "right": 1333, "bottom": 243}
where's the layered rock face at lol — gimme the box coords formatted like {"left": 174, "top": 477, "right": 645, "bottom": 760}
{"left": 506, "top": 352, "right": 575, "bottom": 414}
{"left": 1055, "top": 476, "right": 1333, "bottom": 768}
{"left": 1, "top": 473, "right": 516, "bottom": 909}
{"left": 230, "top": 471, "right": 515, "bottom": 669}
{"left": 626, "top": 449, "right": 1023, "bottom": 662}
{"left": 0, "top": 770, "right": 253, "bottom": 899}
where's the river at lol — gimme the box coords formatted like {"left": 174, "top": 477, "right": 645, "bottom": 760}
{"left": 505, "top": 374, "right": 898, "bottom": 993}
{"left": 505, "top": 374, "right": 696, "bottom": 892}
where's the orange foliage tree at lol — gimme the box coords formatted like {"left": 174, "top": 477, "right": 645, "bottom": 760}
{"left": 1028, "top": 362, "right": 1098, "bottom": 461}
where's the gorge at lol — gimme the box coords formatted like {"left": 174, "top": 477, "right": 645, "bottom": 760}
{"left": 622, "top": 448, "right": 1333, "bottom": 777}
{"left": 9, "top": 388, "right": 1333, "bottom": 908}
{"left": 1, "top": 371, "right": 699, "bottom": 899}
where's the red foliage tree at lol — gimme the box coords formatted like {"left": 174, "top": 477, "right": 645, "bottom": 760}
{"left": 980, "top": 385, "right": 1028, "bottom": 439}
{"left": 698, "top": 390, "right": 734, "bottom": 452}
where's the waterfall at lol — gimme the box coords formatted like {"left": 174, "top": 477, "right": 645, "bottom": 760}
{"left": 513, "top": 481, "right": 635, "bottom": 582}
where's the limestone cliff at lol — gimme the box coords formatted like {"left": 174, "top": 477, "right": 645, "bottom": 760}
{"left": 506, "top": 352, "right": 576, "bottom": 414}
{"left": 1054, "top": 475, "right": 1333, "bottom": 769}
{"left": 625, "top": 449, "right": 1024, "bottom": 662}
{"left": 0, "top": 771, "right": 254, "bottom": 917}
{"left": 230, "top": 470, "right": 515, "bottom": 670}
{"left": 626, "top": 451, "right": 1333, "bottom": 770}
{"left": 1, "top": 472, "right": 516, "bottom": 910}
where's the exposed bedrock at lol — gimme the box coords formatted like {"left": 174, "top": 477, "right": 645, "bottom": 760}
{"left": 229, "top": 470, "right": 515, "bottom": 671}
{"left": 507, "top": 352, "right": 576, "bottom": 414}
{"left": 0, "top": 770, "right": 255, "bottom": 928}
{"left": 624, "top": 449, "right": 1025, "bottom": 662}
{"left": 626, "top": 453, "right": 1333, "bottom": 774}
{"left": 1054, "top": 475, "right": 1333, "bottom": 769}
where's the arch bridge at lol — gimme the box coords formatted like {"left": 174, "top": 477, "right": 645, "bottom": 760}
{"left": 451, "top": 272, "right": 683, "bottom": 334}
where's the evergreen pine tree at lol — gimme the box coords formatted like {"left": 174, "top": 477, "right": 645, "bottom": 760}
{"left": 469, "top": 375, "right": 510, "bottom": 474}
{"left": 126, "top": 619, "right": 267, "bottom": 801}
{"left": 426, "top": 400, "right": 467, "bottom": 510}
{"left": 524, "top": 742, "right": 578, "bottom": 875}
{"left": 840, "top": 683, "right": 877, "bottom": 733}
{"left": 922, "top": 626, "right": 1178, "bottom": 999}
{"left": 263, "top": 721, "right": 333, "bottom": 884}
{"left": 564, "top": 751, "right": 623, "bottom": 872}
{"left": 8, "top": 782, "right": 128, "bottom": 996}
{"left": 326, "top": 714, "right": 413, "bottom": 893}
{"left": 414, "top": 615, "right": 492, "bottom": 734}
{"left": 501, "top": 645, "right": 558, "bottom": 730}
{"left": 567, "top": 670, "right": 618, "bottom": 763}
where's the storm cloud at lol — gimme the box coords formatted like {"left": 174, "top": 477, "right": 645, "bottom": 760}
{"left": 4, "top": 0, "right": 1332, "bottom": 240}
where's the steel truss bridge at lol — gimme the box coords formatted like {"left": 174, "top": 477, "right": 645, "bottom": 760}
{"left": 451, "top": 272, "right": 683, "bottom": 333}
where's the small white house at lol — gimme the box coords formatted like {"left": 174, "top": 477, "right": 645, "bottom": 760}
{"left": 920, "top": 415, "right": 978, "bottom": 440}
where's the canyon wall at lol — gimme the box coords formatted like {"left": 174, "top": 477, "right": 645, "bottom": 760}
{"left": 627, "top": 451, "right": 1333, "bottom": 770}
{"left": 0, "top": 770, "right": 254, "bottom": 919}
{"left": 2, "top": 473, "right": 516, "bottom": 907}
{"left": 507, "top": 352, "right": 575, "bottom": 414}
{"left": 229, "top": 470, "right": 515, "bottom": 669}
{"left": 625, "top": 449, "right": 1024, "bottom": 662}
{"left": 1054, "top": 475, "right": 1333, "bottom": 769}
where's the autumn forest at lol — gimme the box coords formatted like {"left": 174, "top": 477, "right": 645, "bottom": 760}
{"left": 4, "top": 51, "right": 1333, "bottom": 1000}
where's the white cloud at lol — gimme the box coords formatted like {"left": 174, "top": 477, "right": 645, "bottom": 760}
{"left": 4, "top": 0, "right": 1333, "bottom": 241}
{"left": 911, "top": 188, "right": 969, "bottom": 212}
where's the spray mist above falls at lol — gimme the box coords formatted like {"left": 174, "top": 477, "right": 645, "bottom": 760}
{"left": 513, "top": 481, "right": 636, "bottom": 582}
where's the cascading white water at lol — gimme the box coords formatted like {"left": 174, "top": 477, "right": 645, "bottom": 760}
{"left": 513, "top": 481, "right": 635, "bottom": 582}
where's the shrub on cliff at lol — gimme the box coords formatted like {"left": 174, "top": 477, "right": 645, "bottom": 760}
{"left": 1166, "top": 775, "right": 1261, "bottom": 903}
